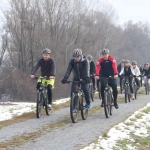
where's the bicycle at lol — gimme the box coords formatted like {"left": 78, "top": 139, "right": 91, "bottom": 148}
{"left": 98, "top": 80, "right": 102, "bottom": 99}
{"left": 65, "top": 80, "right": 88, "bottom": 123}
{"left": 89, "top": 75, "right": 95, "bottom": 101}
{"left": 120, "top": 77, "right": 125, "bottom": 94}
{"left": 99, "top": 77, "right": 114, "bottom": 118}
{"left": 144, "top": 76, "right": 150, "bottom": 95}
{"left": 121, "top": 76, "right": 132, "bottom": 103}
{"left": 132, "top": 76, "right": 140, "bottom": 99}
{"left": 34, "top": 76, "right": 52, "bottom": 118}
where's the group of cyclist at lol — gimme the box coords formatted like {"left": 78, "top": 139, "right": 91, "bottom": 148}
{"left": 30, "top": 48, "right": 150, "bottom": 111}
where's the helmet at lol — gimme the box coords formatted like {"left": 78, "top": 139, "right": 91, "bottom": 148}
{"left": 124, "top": 59, "right": 130, "bottom": 63}
{"left": 87, "top": 55, "right": 93, "bottom": 60}
{"left": 101, "top": 49, "right": 109, "bottom": 55}
{"left": 73, "top": 48, "right": 82, "bottom": 57}
{"left": 132, "top": 61, "right": 137, "bottom": 65}
{"left": 42, "top": 48, "right": 51, "bottom": 54}
{"left": 145, "top": 62, "right": 149, "bottom": 65}
{"left": 121, "top": 59, "right": 125, "bottom": 63}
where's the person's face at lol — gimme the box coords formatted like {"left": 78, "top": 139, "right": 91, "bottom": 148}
{"left": 145, "top": 64, "right": 149, "bottom": 68}
{"left": 43, "top": 53, "right": 50, "bottom": 61}
{"left": 132, "top": 64, "right": 136, "bottom": 68}
{"left": 102, "top": 53, "right": 109, "bottom": 60}
{"left": 74, "top": 56, "right": 81, "bottom": 62}
{"left": 88, "top": 60, "right": 92, "bottom": 63}
{"left": 124, "top": 62, "right": 129, "bottom": 67}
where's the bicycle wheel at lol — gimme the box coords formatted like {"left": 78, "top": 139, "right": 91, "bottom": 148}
{"left": 120, "top": 79, "right": 124, "bottom": 94}
{"left": 128, "top": 86, "right": 131, "bottom": 102}
{"left": 125, "top": 85, "right": 128, "bottom": 103}
{"left": 98, "top": 82, "right": 101, "bottom": 99}
{"left": 89, "top": 83, "right": 94, "bottom": 101}
{"left": 104, "top": 91, "right": 110, "bottom": 118}
{"left": 110, "top": 94, "right": 113, "bottom": 116}
{"left": 70, "top": 94, "right": 79, "bottom": 123}
{"left": 134, "top": 85, "right": 137, "bottom": 99}
{"left": 44, "top": 96, "right": 52, "bottom": 116}
{"left": 145, "top": 82, "right": 148, "bottom": 95}
{"left": 81, "top": 95, "right": 88, "bottom": 120}
{"left": 36, "top": 92, "right": 43, "bottom": 118}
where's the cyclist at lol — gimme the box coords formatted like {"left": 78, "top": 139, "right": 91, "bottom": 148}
{"left": 30, "top": 48, "right": 55, "bottom": 109}
{"left": 138, "top": 65, "right": 143, "bottom": 86}
{"left": 119, "top": 59, "right": 135, "bottom": 99}
{"left": 95, "top": 49, "right": 119, "bottom": 109}
{"left": 87, "top": 55, "right": 96, "bottom": 91}
{"left": 117, "top": 59, "right": 125, "bottom": 93}
{"left": 132, "top": 61, "right": 141, "bottom": 90}
{"left": 61, "top": 48, "right": 91, "bottom": 109}
{"left": 142, "top": 63, "right": 150, "bottom": 87}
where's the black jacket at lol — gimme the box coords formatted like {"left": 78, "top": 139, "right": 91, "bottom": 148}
{"left": 117, "top": 63, "right": 122, "bottom": 73}
{"left": 90, "top": 61, "right": 96, "bottom": 75}
{"left": 143, "top": 67, "right": 150, "bottom": 76}
{"left": 64, "top": 55, "right": 89, "bottom": 80}
{"left": 31, "top": 58, "right": 55, "bottom": 77}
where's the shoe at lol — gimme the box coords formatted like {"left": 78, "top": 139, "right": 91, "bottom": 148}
{"left": 47, "top": 104, "right": 52, "bottom": 109}
{"left": 114, "top": 102, "right": 119, "bottom": 109}
{"left": 87, "top": 103, "right": 92, "bottom": 109}
{"left": 101, "top": 101, "right": 104, "bottom": 107}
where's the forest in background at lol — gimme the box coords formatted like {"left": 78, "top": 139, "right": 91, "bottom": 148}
{"left": 0, "top": 0, "right": 150, "bottom": 101}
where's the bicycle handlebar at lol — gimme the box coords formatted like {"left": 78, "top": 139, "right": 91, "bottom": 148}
{"left": 34, "top": 76, "right": 50, "bottom": 80}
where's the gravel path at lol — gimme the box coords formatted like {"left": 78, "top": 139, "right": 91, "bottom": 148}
{"left": 0, "top": 90, "right": 150, "bottom": 150}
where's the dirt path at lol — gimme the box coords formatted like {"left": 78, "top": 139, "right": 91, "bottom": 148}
{"left": 0, "top": 90, "right": 149, "bottom": 150}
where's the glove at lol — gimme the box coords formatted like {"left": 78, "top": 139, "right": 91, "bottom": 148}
{"left": 84, "top": 77, "right": 90, "bottom": 84}
{"left": 61, "top": 78, "right": 67, "bottom": 84}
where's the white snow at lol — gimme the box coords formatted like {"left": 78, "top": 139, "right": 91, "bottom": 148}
{"left": 0, "top": 98, "right": 70, "bottom": 121}
{"left": 81, "top": 103, "right": 150, "bottom": 150}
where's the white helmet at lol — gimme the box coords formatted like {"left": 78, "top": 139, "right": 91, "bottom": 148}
{"left": 101, "top": 49, "right": 109, "bottom": 55}
{"left": 73, "top": 48, "right": 82, "bottom": 57}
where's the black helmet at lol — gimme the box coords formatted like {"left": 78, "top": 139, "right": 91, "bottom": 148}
{"left": 42, "top": 48, "right": 51, "bottom": 54}
{"left": 124, "top": 59, "right": 130, "bottom": 63}
{"left": 73, "top": 48, "right": 82, "bottom": 57}
{"left": 87, "top": 55, "right": 93, "bottom": 60}
{"left": 132, "top": 61, "right": 137, "bottom": 65}
{"left": 101, "top": 49, "right": 109, "bottom": 55}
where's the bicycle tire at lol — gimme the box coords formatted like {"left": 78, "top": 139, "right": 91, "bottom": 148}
{"left": 70, "top": 94, "right": 79, "bottom": 123}
{"left": 125, "top": 85, "right": 128, "bottom": 103}
{"left": 81, "top": 95, "right": 88, "bottom": 120}
{"left": 36, "top": 92, "right": 43, "bottom": 118}
{"left": 89, "top": 83, "right": 94, "bottom": 101}
{"left": 134, "top": 85, "right": 137, "bottom": 99}
{"left": 145, "top": 82, "right": 148, "bottom": 95}
{"left": 128, "top": 86, "right": 131, "bottom": 102}
{"left": 104, "top": 91, "right": 110, "bottom": 118}
{"left": 44, "top": 96, "right": 52, "bottom": 116}
{"left": 110, "top": 95, "right": 113, "bottom": 116}
{"left": 98, "top": 82, "right": 101, "bottom": 99}
{"left": 120, "top": 79, "right": 124, "bottom": 94}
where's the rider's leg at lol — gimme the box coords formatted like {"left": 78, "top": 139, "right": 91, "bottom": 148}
{"left": 47, "top": 84, "right": 52, "bottom": 105}
{"left": 37, "top": 82, "right": 41, "bottom": 90}
{"left": 81, "top": 82, "right": 90, "bottom": 105}
{"left": 100, "top": 82, "right": 105, "bottom": 107}
{"left": 92, "top": 76, "right": 96, "bottom": 90}
{"left": 129, "top": 77, "right": 134, "bottom": 99}
{"left": 135, "top": 78, "right": 140, "bottom": 88}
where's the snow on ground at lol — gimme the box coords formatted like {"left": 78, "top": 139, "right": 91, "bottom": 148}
{"left": 0, "top": 98, "right": 70, "bottom": 121}
{"left": 81, "top": 103, "right": 150, "bottom": 150}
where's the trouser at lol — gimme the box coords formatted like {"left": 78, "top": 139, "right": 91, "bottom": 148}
{"left": 119, "top": 77, "right": 123, "bottom": 88}
{"left": 135, "top": 78, "right": 140, "bottom": 88}
{"left": 91, "top": 76, "right": 95, "bottom": 88}
{"left": 101, "top": 82, "right": 118, "bottom": 102}
{"left": 37, "top": 83, "right": 52, "bottom": 104}
{"left": 71, "top": 79, "right": 90, "bottom": 105}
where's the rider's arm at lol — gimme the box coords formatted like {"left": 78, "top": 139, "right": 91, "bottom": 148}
{"left": 119, "top": 67, "right": 124, "bottom": 75}
{"left": 110, "top": 58, "right": 118, "bottom": 75}
{"left": 64, "top": 59, "right": 73, "bottom": 79}
{"left": 95, "top": 58, "right": 102, "bottom": 76}
{"left": 50, "top": 58, "right": 56, "bottom": 76}
{"left": 131, "top": 66, "right": 135, "bottom": 75}
{"left": 90, "top": 61, "right": 96, "bottom": 75}
{"left": 31, "top": 60, "right": 40, "bottom": 75}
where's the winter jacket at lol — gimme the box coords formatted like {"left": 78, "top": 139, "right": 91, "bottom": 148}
{"left": 132, "top": 66, "right": 141, "bottom": 79}
{"left": 64, "top": 55, "right": 89, "bottom": 80}
{"left": 31, "top": 58, "right": 55, "bottom": 77}
{"left": 143, "top": 67, "right": 150, "bottom": 76}
{"left": 119, "top": 66, "right": 135, "bottom": 76}
{"left": 117, "top": 63, "right": 124, "bottom": 73}
{"left": 95, "top": 56, "right": 118, "bottom": 77}
{"left": 90, "top": 61, "right": 96, "bottom": 75}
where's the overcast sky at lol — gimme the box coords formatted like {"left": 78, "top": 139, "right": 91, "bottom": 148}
{"left": 0, "top": 0, "right": 150, "bottom": 25}
{"left": 110, "top": 0, "right": 150, "bottom": 24}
